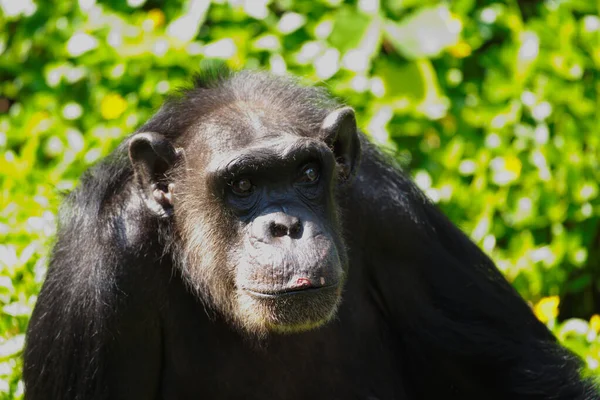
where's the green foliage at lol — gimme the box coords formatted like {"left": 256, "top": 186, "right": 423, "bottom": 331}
{"left": 1, "top": 0, "right": 599, "bottom": 396}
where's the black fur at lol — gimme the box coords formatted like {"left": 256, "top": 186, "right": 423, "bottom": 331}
{"left": 23, "top": 68, "right": 599, "bottom": 400}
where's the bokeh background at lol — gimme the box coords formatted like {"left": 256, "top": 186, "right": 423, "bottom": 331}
{"left": 1, "top": 0, "right": 599, "bottom": 397}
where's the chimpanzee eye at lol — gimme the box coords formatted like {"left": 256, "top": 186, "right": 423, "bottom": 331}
{"left": 297, "top": 164, "right": 320, "bottom": 184}
{"left": 231, "top": 177, "right": 253, "bottom": 195}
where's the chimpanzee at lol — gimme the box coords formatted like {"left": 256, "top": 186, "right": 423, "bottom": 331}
{"left": 23, "top": 68, "right": 599, "bottom": 400}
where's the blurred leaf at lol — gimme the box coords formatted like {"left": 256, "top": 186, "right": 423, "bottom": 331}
{"left": 384, "top": 5, "right": 462, "bottom": 59}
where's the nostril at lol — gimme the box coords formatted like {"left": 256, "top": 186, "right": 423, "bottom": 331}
{"left": 266, "top": 214, "right": 303, "bottom": 239}
{"left": 289, "top": 220, "right": 303, "bottom": 238}
{"left": 270, "top": 222, "right": 289, "bottom": 238}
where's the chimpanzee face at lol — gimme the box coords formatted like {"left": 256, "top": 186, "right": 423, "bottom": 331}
{"left": 210, "top": 134, "right": 347, "bottom": 334}
{"left": 129, "top": 102, "right": 360, "bottom": 336}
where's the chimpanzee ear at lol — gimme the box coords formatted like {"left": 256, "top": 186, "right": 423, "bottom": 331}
{"left": 320, "top": 106, "right": 361, "bottom": 182}
{"left": 128, "top": 132, "right": 179, "bottom": 217}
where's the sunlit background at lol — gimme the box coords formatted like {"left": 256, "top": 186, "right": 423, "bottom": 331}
{"left": 1, "top": 0, "right": 599, "bottom": 396}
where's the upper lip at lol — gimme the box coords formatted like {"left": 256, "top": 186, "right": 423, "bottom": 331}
{"left": 243, "top": 283, "right": 337, "bottom": 298}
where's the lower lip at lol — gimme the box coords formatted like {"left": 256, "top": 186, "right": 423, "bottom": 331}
{"left": 243, "top": 284, "right": 338, "bottom": 299}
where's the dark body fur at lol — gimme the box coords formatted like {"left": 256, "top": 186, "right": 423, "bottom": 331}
{"left": 23, "top": 69, "right": 598, "bottom": 400}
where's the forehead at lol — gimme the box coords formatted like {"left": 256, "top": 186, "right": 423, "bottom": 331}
{"left": 193, "top": 101, "right": 312, "bottom": 154}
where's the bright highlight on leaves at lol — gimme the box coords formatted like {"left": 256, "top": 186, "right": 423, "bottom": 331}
{"left": 100, "top": 94, "right": 127, "bottom": 120}
{"left": 447, "top": 41, "right": 471, "bottom": 58}
{"left": 277, "top": 12, "right": 306, "bottom": 35}
{"left": 534, "top": 296, "right": 560, "bottom": 324}
{"left": 590, "top": 315, "right": 600, "bottom": 334}
{"left": 66, "top": 32, "right": 98, "bottom": 57}
{"left": 384, "top": 5, "right": 462, "bottom": 59}
{"left": 147, "top": 9, "right": 165, "bottom": 28}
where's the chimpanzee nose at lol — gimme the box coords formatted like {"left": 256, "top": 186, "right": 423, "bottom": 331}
{"left": 251, "top": 212, "right": 305, "bottom": 243}
{"left": 268, "top": 213, "right": 303, "bottom": 239}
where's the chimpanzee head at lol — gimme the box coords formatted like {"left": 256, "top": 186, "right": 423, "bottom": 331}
{"left": 127, "top": 70, "right": 360, "bottom": 336}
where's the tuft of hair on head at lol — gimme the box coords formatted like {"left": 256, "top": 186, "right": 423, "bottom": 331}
{"left": 191, "top": 59, "right": 235, "bottom": 90}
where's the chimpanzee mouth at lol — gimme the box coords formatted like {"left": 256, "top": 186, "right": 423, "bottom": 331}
{"left": 243, "top": 284, "right": 338, "bottom": 299}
